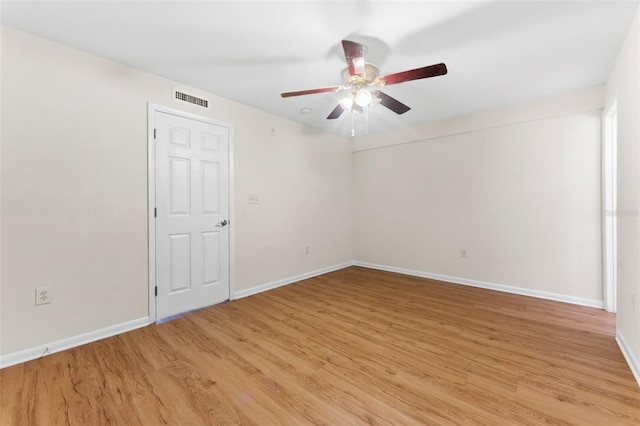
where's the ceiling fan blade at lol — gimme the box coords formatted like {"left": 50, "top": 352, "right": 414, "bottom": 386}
{"left": 342, "top": 40, "right": 367, "bottom": 77}
{"left": 373, "top": 90, "right": 411, "bottom": 115}
{"left": 381, "top": 63, "right": 447, "bottom": 86}
{"left": 281, "top": 86, "right": 342, "bottom": 98}
{"left": 327, "top": 104, "right": 345, "bottom": 120}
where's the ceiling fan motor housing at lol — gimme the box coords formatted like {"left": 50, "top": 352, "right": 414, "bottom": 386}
{"left": 341, "top": 63, "right": 381, "bottom": 87}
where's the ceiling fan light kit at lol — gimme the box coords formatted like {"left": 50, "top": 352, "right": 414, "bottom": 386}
{"left": 281, "top": 39, "right": 447, "bottom": 135}
{"left": 355, "top": 89, "right": 373, "bottom": 107}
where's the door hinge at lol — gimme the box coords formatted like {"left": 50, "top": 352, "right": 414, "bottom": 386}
{"left": 153, "top": 128, "right": 157, "bottom": 139}
{"left": 155, "top": 286, "right": 158, "bottom": 297}
{"left": 154, "top": 207, "right": 157, "bottom": 218}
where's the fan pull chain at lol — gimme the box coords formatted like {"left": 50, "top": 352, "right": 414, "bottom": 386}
{"left": 351, "top": 113, "right": 355, "bottom": 137}
{"left": 365, "top": 108, "right": 369, "bottom": 135}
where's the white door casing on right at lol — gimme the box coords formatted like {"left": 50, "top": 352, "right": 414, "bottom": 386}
{"left": 602, "top": 102, "right": 618, "bottom": 313}
{"left": 154, "top": 110, "right": 230, "bottom": 320}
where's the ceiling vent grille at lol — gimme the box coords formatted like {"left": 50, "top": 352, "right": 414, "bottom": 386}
{"left": 173, "top": 89, "right": 208, "bottom": 108}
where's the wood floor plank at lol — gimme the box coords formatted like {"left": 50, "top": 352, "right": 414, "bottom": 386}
{"left": 2, "top": 266, "right": 639, "bottom": 425}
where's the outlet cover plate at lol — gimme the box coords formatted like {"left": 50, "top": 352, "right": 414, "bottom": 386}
{"left": 35, "top": 287, "right": 51, "bottom": 305}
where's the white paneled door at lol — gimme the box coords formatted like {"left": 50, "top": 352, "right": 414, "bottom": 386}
{"left": 154, "top": 111, "right": 230, "bottom": 320}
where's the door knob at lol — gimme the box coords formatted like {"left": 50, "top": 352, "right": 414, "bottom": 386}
{"left": 216, "top": 219, "right": 228, "bottom": 227}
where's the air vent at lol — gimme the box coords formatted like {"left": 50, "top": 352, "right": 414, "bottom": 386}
{"left": 173, "top": 89, "right": 208, "bottom": 108}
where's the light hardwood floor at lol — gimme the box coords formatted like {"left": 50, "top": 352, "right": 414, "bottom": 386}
{"left": 1, "top": 266, "right": 639, "bottom": 425}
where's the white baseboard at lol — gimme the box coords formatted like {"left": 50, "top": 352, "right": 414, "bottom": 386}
{"left": 353, "top": 261, "right": 604, "bottom": 309}
{"left": 616, "top": 331, "right": 640, "bottom": 386}
{"left": 0, "top": 317, "right": 149, "bottom": 369}
{"left": 234, "top": 261, "right": 354, "bottom": 299}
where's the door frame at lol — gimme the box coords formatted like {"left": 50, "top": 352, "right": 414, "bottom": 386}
{"left": 602, "top": 101, "right": 617, "bottom": 313}
{"left": 147, "top": 103, "right": 235, "bottom": 323}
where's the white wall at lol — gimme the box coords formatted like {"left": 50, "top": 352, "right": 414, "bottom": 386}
{"left": 606, "top": 9, "right": 640, "bottom": 381}
{"left": 353, "top": 88, "right": 604, "bottom": 305}
{"left": 0, "top": 27, "right": 353, "bottom": 356}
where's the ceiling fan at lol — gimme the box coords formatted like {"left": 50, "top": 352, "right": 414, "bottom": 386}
{"left": 281, "top": 40, "right": 448, "bottom": 120}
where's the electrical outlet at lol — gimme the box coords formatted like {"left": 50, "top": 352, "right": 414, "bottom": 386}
{"left": 460, "top": 249, "right": 467, "bottom": 258}
{"left": 248, "top": 194, "right": 260, "bottom": 204}
{"left": 304, "top": 245, "right": 310, "bottom": 255}
{"left": 35, "top": 287, "right": 51, "bottom": 305}
{"left": 632, "top": 292, "right": 637, "bottom": 311}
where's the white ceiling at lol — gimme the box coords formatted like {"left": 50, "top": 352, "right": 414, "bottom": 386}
{"left": 1, "top": 1, "right": 638, "bottom": 136}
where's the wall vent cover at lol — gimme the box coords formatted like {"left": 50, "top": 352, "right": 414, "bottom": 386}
{"left": 173, "top": 89, "right": 209, "bottom": 108}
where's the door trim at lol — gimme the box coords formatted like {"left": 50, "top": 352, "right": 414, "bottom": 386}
{"left": 602, "top": 101, "right": 617, "bottom": 313}
{"left": 147, "top": 103, "right": 235, "bottom": 323}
